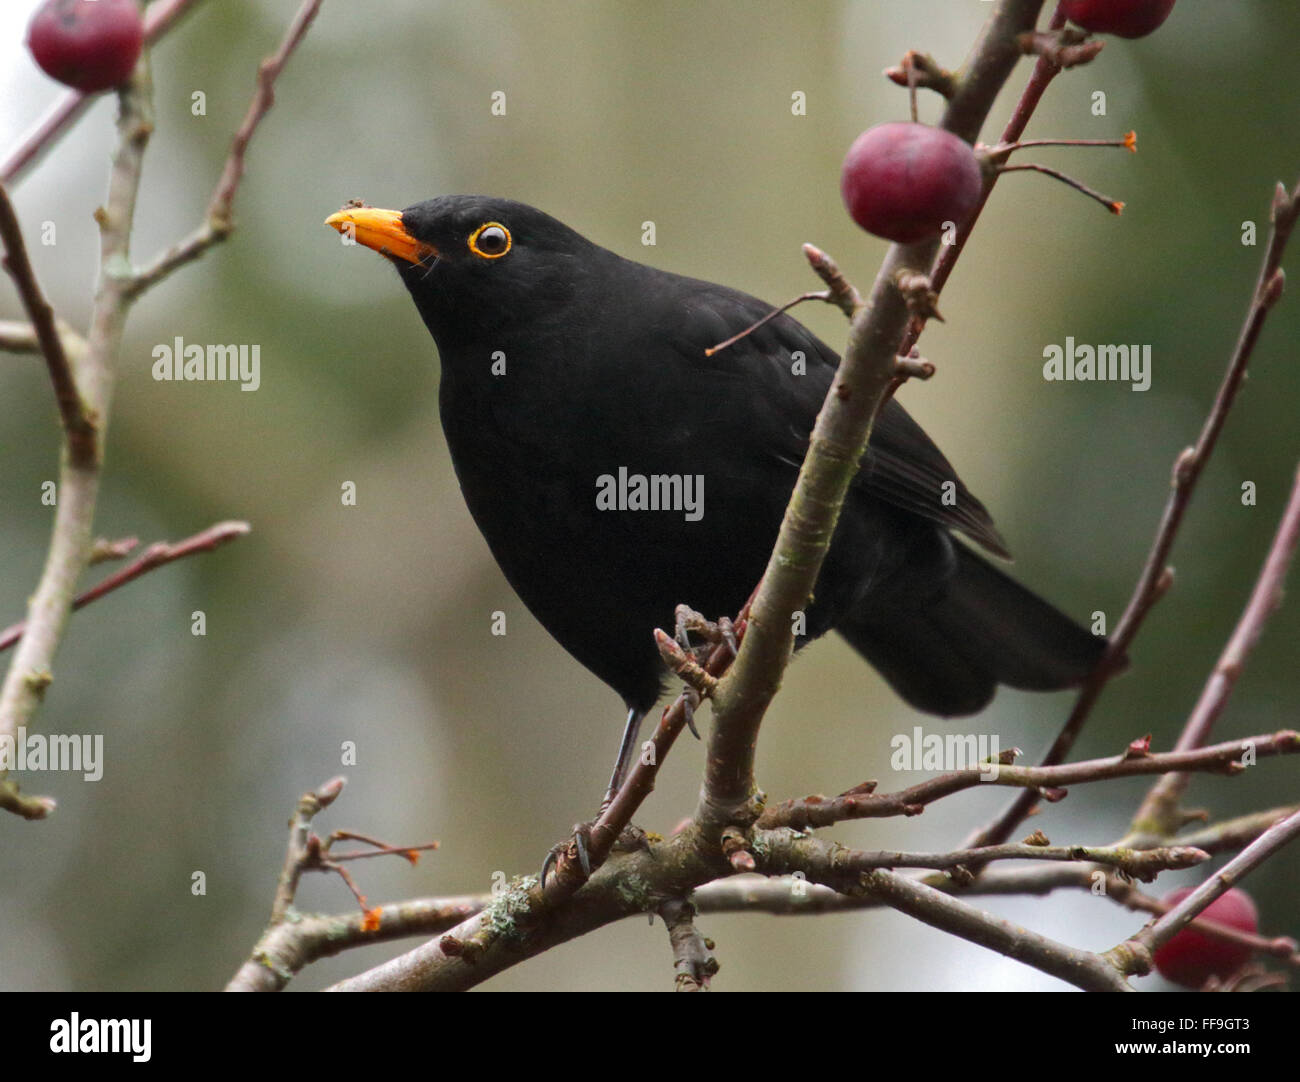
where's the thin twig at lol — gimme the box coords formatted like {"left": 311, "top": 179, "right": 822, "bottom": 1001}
{"left": 1107, "top": 807, "right": 1300, "bottom": 977}
{"left": 0, "top": 319, "right": 38, "bottom": 352}
{"left": 659, "top": 898, "right": 718, "bottom": 991}
{"left": 0, "top": 521, "right": 250, "bottom": 653}
{"left": 997, "top": 161, "right": 1124, "bottom": 214}
{"left": 757, "top": 833, "right": 1132, "bottom": 992}
{"left": 0, "top": 55, "right": 156, "bottom": 820}
{"left": 125, "top": 0, "right": 325, "bottom": 300}
{"left": 756, "top": 839, "right": 1208, "bottom": 877}
{"left": 701, "top": 0, "right": 1049, "bottom": 828}
{"left": 969, "top": 176, "right": 1300, "bottom": 853}
{"left": 704, "top": 290, "right": 829, "bottom": 357}
{"left": 1108, "top": 876, "right": 1300, "bottom": 968}
{"left": 757, "top": 730, "right": 1299, "bottom": 831}
{"left": 0, "top": 1, "right": 322, "bottom": 820}
{"left": 1130, "top": 465, "right": 1300, "bottom": 836}
{"left": 0, "top": 183, "right": 97, "bottom": 466}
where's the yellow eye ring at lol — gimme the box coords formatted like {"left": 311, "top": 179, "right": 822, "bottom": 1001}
{"left": 468, "top": 222, "right": 511, "bottom": 259}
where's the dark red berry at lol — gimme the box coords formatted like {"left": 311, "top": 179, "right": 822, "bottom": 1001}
{"left": 1061, "top": 0, "right": 1176, "bottom": 39}
{"left": 27, "top": 0, "right": 144, "bottom": 94}
{"left": 840, "top": 122, "right": 983, "bottom": 245}
{"left": 1152, "top": 886, "right": 1258, "bottom": 988}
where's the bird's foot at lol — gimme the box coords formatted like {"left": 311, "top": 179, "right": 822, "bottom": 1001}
{"left": 540, "top": 821, "right": 593, "bottom": 888}
{"left": 539, "top": 818, "right": 648, "bottom": 890}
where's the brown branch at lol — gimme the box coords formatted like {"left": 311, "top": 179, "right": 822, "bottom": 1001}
{"left": 753, "top": 836, "right": 1207, "bottom": 878}
{"left": 860, "top": 870, "right": 1130, "bottom": 991}
{"left": 223, "top": 794, "right": 1283, "bottom": 990}
{"left": 0, "top": 319, "right": 38, "bottom": 352}
{"left": 1175, "top": 806, "right": 1299, "bottom": 856}
{"left": 544, "top": 613, "right": 747, "bottom": 896}
{"left": 970, "top": 175, "right": 1300, "bottom": 852}
{"left": 1167, "top": 463, "right": 1300, "bottom": 754}
{"left": 0, "top": 0, "right": 208, "bottom": 186}
{"left": 1107, "top": 806, "right": 1300, "bottom": 977}
{"left": 125, "top": 0, "right": 325, "bottom": 299}
{"left": 1106, "top": 876, "right": 1300, "bottom": 970}
{"left": 0, "top": 182, "right": 97, "bottom": 467}
{"left": 228, "top": 777, "right": 465, "bottom": 992}
{"left": 756, "top": 832, "right": 1131, "bottom": 991}
{"left": 659, "top": 898, "right": 718, "bottom": 991}
{"left": 1131, "top": 465, "right": 1300, "bottom": 837}
{"left": 699, "top": 0, "right": 1048, "bottom": 831}
{"left": 0, "top": 2, "right": 321, "bottom": 820}
{"left": 0, "top": 521, "right": 249, "bottom": 654}
{"left": 759, "top": 731, "right": 1299, "bottom": 830}
{"left": 0, "top": 54, "right": 155, "bottom": 820}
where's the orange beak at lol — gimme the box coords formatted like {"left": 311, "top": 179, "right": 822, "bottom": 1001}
{"left": 324, "top": 206, "right": 437, "bottom": 265}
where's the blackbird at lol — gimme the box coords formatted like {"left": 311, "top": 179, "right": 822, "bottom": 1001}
{"left": 326, "top": 195, "right": 1106, "bottom": 792}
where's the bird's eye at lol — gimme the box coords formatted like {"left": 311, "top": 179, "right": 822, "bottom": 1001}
{"left": 468, "top": 222, "right": 511, "bottom": 259}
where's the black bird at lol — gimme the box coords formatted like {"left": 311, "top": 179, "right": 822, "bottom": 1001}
{"left": 326, "top": 195, "right": 1106, "bottom": 793}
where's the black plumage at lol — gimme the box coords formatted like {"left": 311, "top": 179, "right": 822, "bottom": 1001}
{"left": 328, "top": 195, "right": 1106, "bottom": 722}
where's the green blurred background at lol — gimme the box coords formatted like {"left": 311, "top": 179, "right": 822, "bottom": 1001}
{"left": 1, "top": 0, "right": 1296, "bottom": 992}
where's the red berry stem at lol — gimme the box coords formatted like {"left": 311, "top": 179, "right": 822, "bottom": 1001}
{"left": 985, "top": 129, "right": 1137, "bottom": 164}
{"left": 997, "top": 161, "right": 1125, "bottom": 215}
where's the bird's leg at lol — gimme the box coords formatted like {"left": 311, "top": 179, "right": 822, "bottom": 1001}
{"left": 541, "top": 706, "right": 647, "bottom": 888}
{"left": 602, "top": 706, "right": 647, "bottom": 808}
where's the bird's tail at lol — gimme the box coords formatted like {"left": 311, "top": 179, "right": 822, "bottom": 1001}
{"left": 837, "top": 544, "right": 1111, "bottom": 717}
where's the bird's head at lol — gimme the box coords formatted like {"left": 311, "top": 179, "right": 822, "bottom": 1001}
{"left": 325, "top": 195, "right": 602, "bottom": 348}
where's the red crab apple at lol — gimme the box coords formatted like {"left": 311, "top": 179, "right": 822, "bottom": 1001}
{"left": 1152, "top": 885, "right": 1258, "bottom": 988}
{"left": 1061, "top": 0, "right": 1176, "bottom": 39}
{"left": 27, "top": 0, "right": 144, "bottom": 94}
{"left": 840, "top": 122, "right": 983, "bottom": 245}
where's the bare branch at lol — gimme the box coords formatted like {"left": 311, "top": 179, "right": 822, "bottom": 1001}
{"left": 0, "top": 319, "right": 38, "bottom": 352}
{"left": 1107, "top": 807, "right": 1300, "bottom": 977}
{"left": 0, "top": 54, "right": 156, "bottom": 820}
{"left": 1132, "top": 465, "right": 1300, "bottom": 836}
{"left": 0, "top": 521, "right": 250, "bottom": 654}
{"left": 702, "top": 0, "right": 1048, "bottom": 828}
{"left": 659, "top": 898, "right": 718, "bottom": 991}
{"left": 0, "top": 183, "right": 97, "bottom": 466}
{"left": 970, "top": 175, "right": 1300, "bottom": 851}
{"left": 125, "top": 0, "right": 325, "bottom": 300}
{"left": 759, "top": 731, "right": 1299, "bottom": 830}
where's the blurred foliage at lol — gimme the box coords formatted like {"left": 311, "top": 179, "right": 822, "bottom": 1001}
{"left": 0, "top": 0, "right": 1296, "bottom": 991}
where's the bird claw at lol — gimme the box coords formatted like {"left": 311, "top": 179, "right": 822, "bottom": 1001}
{"left": 540, "top": 821, "right": 593, "bottom": 889}
{"left": 682, "top": 691, "right": 700, "bottom": 740}
{"left": 717, "top": 616, "right": 739, "bottom": 659}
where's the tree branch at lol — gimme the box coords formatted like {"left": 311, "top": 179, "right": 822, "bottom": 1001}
{"left": 970, "top": 174, "right": 1300, "bottom": 851}
{"left": 0, "top": 183, "right": 97, "bottom": 466}
{"left": 1107, "top": 806, "right": 1300, "bottom": 978}
{"left": 0, "top": 521, "right": 249, "bottom": 654}
{"left": 1130, "top": 464, "right": 1300, "bottom": 837}
{"left": 125, "top": 0, "right": 324, "bottom": 300}
{"left": 0, "top": 54, "right": 155, "bottom": 820}
{"left": 699, "top": 0, "right": 1048, "bottom": 828}
{"left": 0, "top": 1, "right": 322, "bottom": 819}
{"left": 758, "top": 730, "right": 1299, "bottom": 831}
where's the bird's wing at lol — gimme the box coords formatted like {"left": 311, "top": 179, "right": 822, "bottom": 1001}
{"left": 668, "top": 281, "right": 1011, "bottom": 559}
